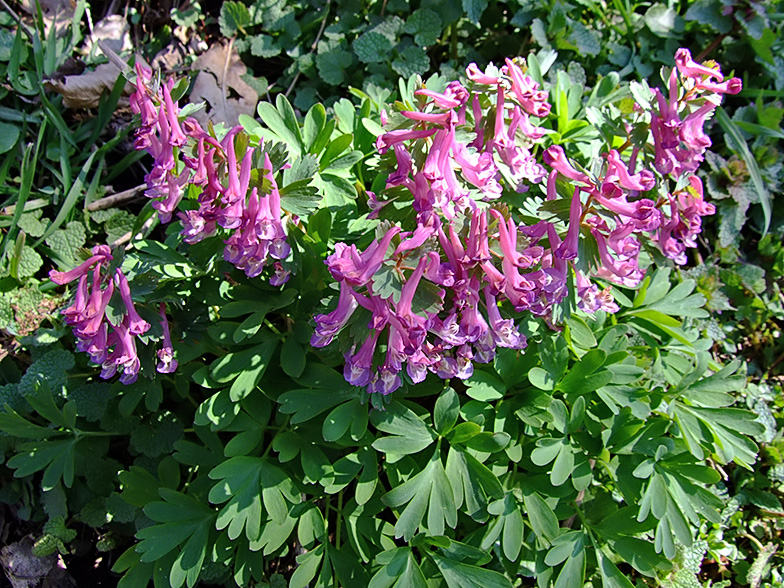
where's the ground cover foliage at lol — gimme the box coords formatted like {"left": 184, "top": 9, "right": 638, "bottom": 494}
{"left": 0, "top": 1, "right": 783, "bottom": 587}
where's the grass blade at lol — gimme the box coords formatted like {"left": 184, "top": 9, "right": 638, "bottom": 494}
{"left": 33, "top": 150, "right": 97, "bottom": 247}
{"left": 715, "top": 106, "right": 771, "bottom": 235}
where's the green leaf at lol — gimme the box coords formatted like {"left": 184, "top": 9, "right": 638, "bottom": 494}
{"left": 523, "top": 488, "right": 560, "bottom": 543}
{"left": 16, "top": 245, "right": 43, "bottom": 278}
{"left": 430, "top": 551, "right": 513, "bottom": 588}
{"left": 210, "top": 338, "right": 277, "bottom": 387}
{"left": 674, "top": 404, "right": 762, "bottom": 468}
{"left": 209, "top": 457, "right": 298, "bottom": 541}
{"left": 219, "top": 1, "right": 250, "bottom": 36}
{"left": 278, "top": 389, "right": 351, "bottom": 424}
{"left": 482, "top": 493, "right": 524, "bottom": 560}
{"left": 461, "top": 0, "right": 489, "bottom": 24}
{"left": 445, "top": 446, "right": 503, "bottom": 518}
{"left": 136, "top": 489, "right": 215, "bottom": 588}
{"left": 568, "top": 21, "right": 600, "bottom": 57}
{"left": 371, "top": 401, "right": 437, "bottom": 455}
{"left": 434, "top": 387, "right": 459, "bottom": 435}
{"left": 716, "top": 107, "right": 771, "bottom": 235}
{"left": 256, "top": 95, "right": 305, "bottom": 158}
{"left": 249, "top": 34, "right": 280, "bottom": 58}
{"left": 354, "top": 31, "right": 394, "bottom": 64}
{"left": 596, "top": 546, "right": 635, "bottom": 588}
{"left": 279, "top": 179, "right": 321, "bottom": 217}
{"left": 8, "top": 438, "right": 77, "bottom": 490}
{"left": 322, "top": 399, "right": 359, "bottom": 442}
{"left": 316, "top": 39, "right": 354, "bottom": 86}
{"left": 46, "top": 221, "right": 86, "bottom": 263}
{"left": 0, "top": 121, "right": 20, "bottom": 153}
{"left": 392, "top": 46, "right": 430, "bottom": 78}
{"left": 644, "top": 4, "right": 684, "bottom": 37}
{"left": 369, "top": 548, "right": 428, "bottom": 588}
{"left": 382, "top": 446, "right": 456, "bottom": 540}
{"left": 465, "top": 371, "right": 506, "bottom": 401}
{"left": 403, "top": 9, "right": 442, "bottom": 46}
{"left": 280, "top": 336, "right": 306, "bottom": 379}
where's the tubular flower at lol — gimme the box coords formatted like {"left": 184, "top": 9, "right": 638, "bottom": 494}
{"left": 313, "top": 50, "right": 730, "bottom": 394}
{"left": 129, "top": 66, "right": 293, "bottom": 285}
{"left": 50, "top": 246, "right": 179, "bottom": 382}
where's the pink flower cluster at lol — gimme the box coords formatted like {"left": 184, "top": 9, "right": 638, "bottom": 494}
{"left": 50, "top": 246, "right": 177, "bottom": 384}
{"left": 313, "top": 52, "right": 739, "bottom": 394}
{"left": 130, "top": 65, "right": 290, "bottom": 284}
{"left": 651, "top": 48, "right": 742, "bottom": 180}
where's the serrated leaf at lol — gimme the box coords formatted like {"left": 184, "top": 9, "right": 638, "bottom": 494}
{"left": 250, "top": 34, "right": 281, "bottom": 58}
{"left": 392, "top": 46, "right": 430, "bottom": 79}
{"left": 219, "top": 1, "right": 250, "bottom": 36}
{"left": 462, "top": 0, "right": 489, "bottom": 24}
{"left": 46, "top": 221, "right": 86, "bottom": 263}
{"left": 568, "top": 21, "right": 600, "bottom": 57}
{"left": 16, "top": 245, "right": 42, "bottom": 278}
{"left": 403, "top": 9, "right": 442, "bottom": 46}
{"left": 354, "top": 31, "right": 394, "bottom": 64}
{"left": 316, "top": 39, "right": 354, "bottom": 86}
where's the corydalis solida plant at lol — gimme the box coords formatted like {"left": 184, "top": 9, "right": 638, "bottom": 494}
{"left": 130, "top": 65, "right": 292, "bottom": 284}
{"left": 313, "top": 50, "right": 741, "bottom": 395}
{"left": 49, "top": 246, "right": 177, "bottom": 383}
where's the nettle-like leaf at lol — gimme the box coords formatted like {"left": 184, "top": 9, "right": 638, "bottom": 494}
{"left": 316, "top": 39, "right": 354, "bottom": 86}
{"left": 16, "top": 245, "right": 43, "bottom": 278}
{"left": 354, "top": 31, "right": 395, "bottom": 64}
{"left": 219, "top": 1, "right": 251, "bottom": 37}
{"left": 403, "top": 9, "right": 442, "bottom": 47}
{"left": 392, "top": 45, "right": 430, "bottom": 79}
{"left": 382, "top": 445, "right": 457, "bottom": 540}
{"left": 462, "top": 0, "right": 489, "bottom": 24}
{"left": 249, "top": 34, "right": 280, "bottom": 58}
{"left": 45, "top": 221, "right": 86, "bottom": 263}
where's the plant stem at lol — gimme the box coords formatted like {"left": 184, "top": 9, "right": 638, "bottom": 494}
{"left": 335, "top": 490, "right": 343, "bottom": 548}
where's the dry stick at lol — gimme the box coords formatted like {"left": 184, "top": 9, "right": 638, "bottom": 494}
{"left": 86, "top": 184, "right": 146, "bottom": 212}
{"left": 285, "top": 0, "right": 332, "bottom": 98}
{"left": 695, "top": 34, "right": 728, "bottom": 63}
{"left": 110, "top": 215, "right": 155, "bottom": 249}
{"left": 221, "top": 36, "right": 235, "bottom": 120}
{"left": 0, "top": 0, "right": 34, "bottom": 39}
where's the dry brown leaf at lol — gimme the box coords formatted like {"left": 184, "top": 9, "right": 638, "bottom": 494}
{"left": 18, "top": 0, "right": 75, "bottom": 37}
{"left": 83, "top": 15, "right": 132, "bottom": 56}
{"left": 44, "top": 63, "right": 128, "bottom": 109}
{"left": 190, "top": 42, "right": 258, "bottom": 127}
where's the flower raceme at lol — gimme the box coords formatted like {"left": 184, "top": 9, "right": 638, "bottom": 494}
{"left": 50, "top": 246, "right": 177, "bottom": 384}
{"left": 314, "top": 51, "right": 739, "bottom": 395}
{"left": 130, "top": 64, "right": 291, "bottom": 285}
